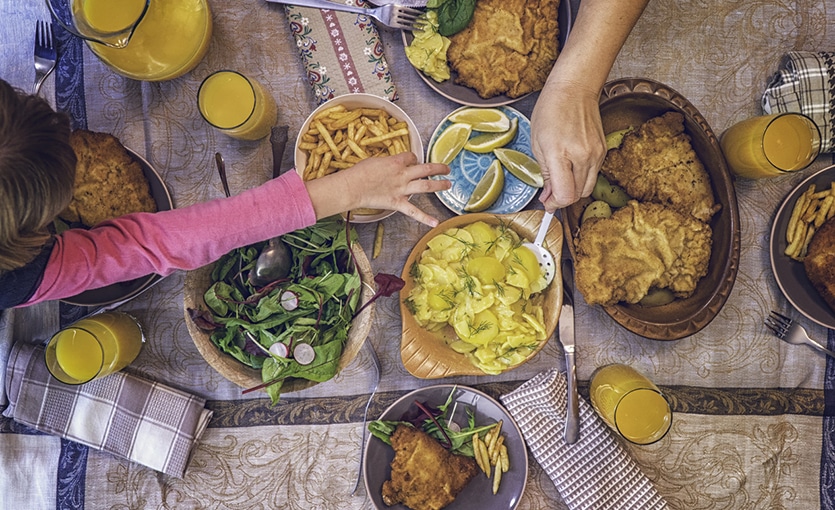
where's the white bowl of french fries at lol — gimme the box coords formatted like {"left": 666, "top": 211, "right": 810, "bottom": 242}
{"left": 295, "top": 93, "right": 423, "bottom": 223}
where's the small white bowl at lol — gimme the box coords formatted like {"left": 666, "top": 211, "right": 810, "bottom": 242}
{"left": 294, "top": 93, "right": 423, "bottom": 223}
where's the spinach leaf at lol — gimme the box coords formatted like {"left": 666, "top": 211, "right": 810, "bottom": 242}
{"left": 437, "top": 0, "right": 476, "bottom": 36}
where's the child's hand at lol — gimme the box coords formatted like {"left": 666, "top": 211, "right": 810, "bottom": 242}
{"left": 306, "top": 152, "right": 451, "bottom": 227}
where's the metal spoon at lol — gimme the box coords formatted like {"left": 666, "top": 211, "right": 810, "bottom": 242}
{"left": 522, "top": 210, "right": 556, "bottom": 285}
{"left": 249, "top": 237, "right": 293, "bottom": 286}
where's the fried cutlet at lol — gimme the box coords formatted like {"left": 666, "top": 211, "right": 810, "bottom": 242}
{"left": 381, "top": 425, "right": 478, "bottom": 510}
{"left": 446, "top": 0, "right": 559, "bottom": 99}
{"left": 60, "top": 130, "right": 157, "bottom": 227}
{"left": 574, "top": 201, "right": 713, "bottom": 306}
{"left": 804, "top": 216, "right": 835, "bottom": 312}
{"left": 601, "top": 112, "right": 720, "bottom": 223}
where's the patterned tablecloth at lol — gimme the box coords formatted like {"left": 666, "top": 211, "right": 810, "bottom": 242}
{"left": 1, "top": 1, "right": 835, "bottom": 509}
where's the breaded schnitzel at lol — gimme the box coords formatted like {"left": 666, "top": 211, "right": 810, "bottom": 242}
{"left": 446, "top": 0, "right": 559, "bottom": 99}
{"left": 60, "top": 130, "right": 157, "bottom": 227}
{"left": 382, "top": 425, "right": 478, "bottom": 510}
{"left": 574, "top": 201, "right": 712, "bottom": 306}
{"left": 804, "top": 216, "right": 835, "bottom": 312}
{"left": 601, "top": 112, "right": 720, "bottom": 223}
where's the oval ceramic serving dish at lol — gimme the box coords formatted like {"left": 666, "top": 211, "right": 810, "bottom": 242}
{"left": 61, "top": 148, "right": 173, "bottom": 307}
{"left": 562, "top": 78, "right": 741, "bottom": 340}
{"left": 183, "top": 243, "right": 375, "bottom": 393}
{"left": 400, "top": 210, "right": 563, "bottom": 378}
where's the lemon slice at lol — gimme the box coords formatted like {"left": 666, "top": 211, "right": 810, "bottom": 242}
{"left": 464, "top": 159, "right": 504, "bottom": 212}
{"left": 464, "top": 117, "right": 518, "bottom": 153}
{"left": 447, "top": 108, "right": 510, "bottom": 132}
{"left": 430, "top": 123, "right": 472, "bottom": 164}
{"left": 494, "top": 148, "right": 543, "bottom": 188}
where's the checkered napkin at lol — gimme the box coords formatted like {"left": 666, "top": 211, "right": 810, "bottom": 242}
{"left": 3, "top": 342, "right": 212, "bottom": 478}
{"left": 284, "top": 2, "right": 398, "bottom": 105}
{"left": 762, "top": 51, "right": 835, "bottom": 152}
{"left": 500, "top": 369, "right": 668, "bottom": 510}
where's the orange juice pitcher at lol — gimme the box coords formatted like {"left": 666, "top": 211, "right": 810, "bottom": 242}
{"left": 47, "top": 0, "right": 212, "bottom": 81}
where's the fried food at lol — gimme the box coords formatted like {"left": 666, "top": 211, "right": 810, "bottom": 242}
{"left": 446, "top": 0, "right": 560, "bottom": 99}
{"left": 574, "top": 201, "right": 713, "bottom": 306}
{"left": 60, "top": 130, "right": 157, "bottom": 227}
{"left": 804, "top": 216, "right": 835, "bottom": 312}
{"left": 785, "top": 182, "right": 835, "bottom": 261}
{"left": 382, "top": 425, "right": 478, "bottom": 510}
{"left": 601, "top": 112, "right": 720, "bottom": 223}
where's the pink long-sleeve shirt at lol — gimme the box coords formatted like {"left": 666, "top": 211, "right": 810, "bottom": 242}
{"left": 24, "top": 171, "right": 317, "bottom": 306}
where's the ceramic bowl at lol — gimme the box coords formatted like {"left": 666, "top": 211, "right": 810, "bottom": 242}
{"left": 183, "top": 243, "right": 375, "bottom": 393}
{"left": 562, "top": 78, "right": 741, "bottom": 340}
{"left": 399, "top": 210, "right": 563, "bottom": 378}
{"left": 294, "top": 93, "right": 423, "bottom": 223}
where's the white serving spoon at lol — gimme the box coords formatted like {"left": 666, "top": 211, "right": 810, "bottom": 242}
{"left": 522, "top": 210, "right": 556, "bottom": 285}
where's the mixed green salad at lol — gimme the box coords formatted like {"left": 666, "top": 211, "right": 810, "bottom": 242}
{"left": 188, "top": 217, "right": 362, "bottom": 404}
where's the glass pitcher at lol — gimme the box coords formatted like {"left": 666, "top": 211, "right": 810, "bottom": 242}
{"left": 47, "top": 0, "right": 212, "bottom": 81}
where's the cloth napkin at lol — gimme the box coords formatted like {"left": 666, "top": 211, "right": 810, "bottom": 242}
{"left": 500, "top": 369, "right": 668, "bottom": 510}
{"left": 284, "top": 2, "right": 398, "bottom": 105}
{"left": 762, "top": 51, "right": 835, "bottom": 152}
{"left": 3, "top": 341, "right": 212, "bottom": 478}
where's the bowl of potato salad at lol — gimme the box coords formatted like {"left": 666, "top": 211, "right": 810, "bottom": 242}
{"left": 400, "top": 211, "right": 563, "bottom": 378}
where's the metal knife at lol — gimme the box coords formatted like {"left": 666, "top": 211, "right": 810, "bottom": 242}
{"left": 560, "top": 252, "right": 580, "bottom": 444}
{"left": 270, "top": 125, "right": 289, "bottom": 178}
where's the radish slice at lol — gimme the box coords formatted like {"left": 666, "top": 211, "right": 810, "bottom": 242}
{"left": 280, "top": 290, "right": 299, "bottom": 311}
{"left": 269, "top": 342, "right": 290, "bottom": 358}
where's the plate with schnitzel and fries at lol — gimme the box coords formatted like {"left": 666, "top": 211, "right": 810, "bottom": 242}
{"left": 562, "top": 78, "right": 740, "bottom": 340}
{"left": 402, "top": 0, "right": 572, "bottom": 107}
{"left": 770, "top": 164, "right": 835, "bottom": 329}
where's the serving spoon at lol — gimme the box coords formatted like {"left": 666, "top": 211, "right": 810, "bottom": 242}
{"left": 214, "top": 152, "right": 293, "bottom": 287}
{"left": 522, "top": 210, "right": 556, "bottom": 285}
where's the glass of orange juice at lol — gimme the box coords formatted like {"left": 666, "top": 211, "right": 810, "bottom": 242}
{"left": 44, "top": 312, "right": 145, "bottom": 385}
{"left": 720, "top": 112, "right": 821, "bottom": 178}
{"left": 589, "top": 363, "right": 672, "bottom": 445}
{"left": 198, "top": 70, "right": 277, "bottom": 141}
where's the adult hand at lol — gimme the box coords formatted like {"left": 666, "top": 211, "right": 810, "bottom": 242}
{"left": 530, "top": 79, "right": 607, "bottom": 212}
{"left": 308, "top": 152, "right": 451, "bottom": 227}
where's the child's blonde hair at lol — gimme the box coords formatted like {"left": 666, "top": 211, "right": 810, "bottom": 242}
{"left": 0, "top": 80, "right": 76, "bottom": 272}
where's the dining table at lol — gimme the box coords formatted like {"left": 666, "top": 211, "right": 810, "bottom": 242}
{"left": 2, "top": 1, "right": 835, "bottom": 509}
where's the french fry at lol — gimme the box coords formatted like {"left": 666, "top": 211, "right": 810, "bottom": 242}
{"left": 373, "top": 222, "right": 384, "bottom": 259}
{"left": 490, "top": 435, "right": 505, "bottom": 466}
{"left": 472, "top": 435, "right": 489, "bottom": 475}
{"left": 492, "top": 463, "right": 502, "bottom": 494}
{"left": 784, "top": 182, "right": 835, "bottom": 261}
{"left": 499, "top": 444, "right": 509, "bottom": 472}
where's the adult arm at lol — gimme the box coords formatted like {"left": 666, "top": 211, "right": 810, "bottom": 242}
{"left": 531, "top": 0, "right": 649, "bottom": 211}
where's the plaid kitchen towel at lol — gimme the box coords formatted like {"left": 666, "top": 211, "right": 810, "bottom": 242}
{"left": 3, "top": 341, "right": 212, "bottom": 478}
{"left": 762, "top": 51, "right": 835, "bottom": 153}
{"left": 500, "top": 369, "right": 668, "bottom": 510}
{"left": 285, "top": 1, "right": 398, "bottom": 105}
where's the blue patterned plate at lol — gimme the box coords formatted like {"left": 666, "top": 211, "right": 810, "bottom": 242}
{"left": 429, "top": 106, "right": 537, "bottom": 215}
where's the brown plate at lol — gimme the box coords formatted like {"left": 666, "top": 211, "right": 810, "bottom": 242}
{"left": 562, "top": 78, "right": 741, "bottom": 340}
{"left": 770, "top": 164, "right": 835, "bottom": 329}
{"left": 61, "top": 148, "right": 173, "bottom": 307}
{"left": 400, "top": 210, "right": 563, "bottom": 378}
{"left": 183, "top": 243, "right": 375, "bottom": 393}
{"left": 400, "top": 0, "right": 572, "bottom": 107}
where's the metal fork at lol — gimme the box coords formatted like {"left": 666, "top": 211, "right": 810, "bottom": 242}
{"left": 351, "top": 339, "right": 381, "bottom": 495}
{"left": 267, "top": 0, "right": 424, "bottom": 30}
{"left": 765, "top": 311, "right": 835, "bottom": 359}
{"left": 33, "top": 20, "right": 57, "bottom": 95}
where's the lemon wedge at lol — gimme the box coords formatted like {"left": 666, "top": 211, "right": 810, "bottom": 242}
{"left": 464, "top": 117, "right": 518, "bottom": 153}
{"left": 430, "top": 123, "right": 472, "bottom": 165}
{"left": 464, "top": 159, "right": 504, "bottom": 212}
{"left": 493, "top": 148, "right": 543, "bottom": 188}
{"left": 447, "top": 108, "right": 510, "bottom": 132}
